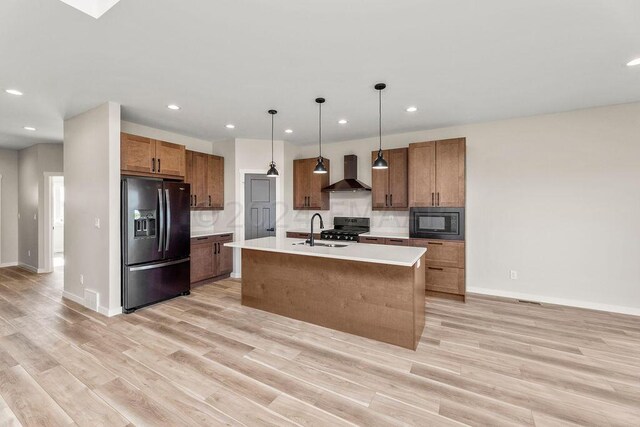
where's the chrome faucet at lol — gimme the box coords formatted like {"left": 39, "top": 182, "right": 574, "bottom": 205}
{"left": 308, "top": 213, "right": 324, "bottom": 246}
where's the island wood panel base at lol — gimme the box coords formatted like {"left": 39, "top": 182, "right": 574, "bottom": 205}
{"left": 241, "top": 249, "right": 426, "bottom": 350}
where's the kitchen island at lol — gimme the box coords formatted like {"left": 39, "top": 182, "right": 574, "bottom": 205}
{"left": 226, "top": 237, "right": 427, "bottom": 350}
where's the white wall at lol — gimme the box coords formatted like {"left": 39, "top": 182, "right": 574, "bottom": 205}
{"left": 229, "top": 138, "right": 285, "bottom": 276}
{"left": 64, "top": 102, "right": 121, "bottom": 316}
{"left": 0, "top": 149, "right": 19, "bottom": 266}
{"left": 286, "top": 102, "right": 640, "bottom": 315}
{"left": 17, "top": 144, "right": 64, "bottom": 271}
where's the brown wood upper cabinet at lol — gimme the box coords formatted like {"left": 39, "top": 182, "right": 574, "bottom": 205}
{"left": 408, "top": 138, "right": 465, "bottom": 207}
{"left": 121, "top": 133, "right": 186, "bottom": 179}
{"left": 185, "top": 150, "right": 224, "bottom": 210}
{"left": 371, "top": 147, "right": 408, "bottom": 210}
{"left": 293, "top": 158, "right": 330, "bottom": 210}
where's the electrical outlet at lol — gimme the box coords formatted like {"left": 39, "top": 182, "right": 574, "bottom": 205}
{"left": 510, "top": 270, "right": 518, "bottom": 280}
{"left": 94, "top": 217, "right": 101, "bottom": 229}
{"left": 33, "top": 213, "right": 37, "bottom": 220}
{"left": 80, "top": 274, "right": 84, "bottom": 285}
{"left": 27, "top": 250, "right": 31, "bottom": 257}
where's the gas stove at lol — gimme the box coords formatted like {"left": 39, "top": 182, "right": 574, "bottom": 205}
{"left": 320, "top": 217, "right": 370, "bottom": 242}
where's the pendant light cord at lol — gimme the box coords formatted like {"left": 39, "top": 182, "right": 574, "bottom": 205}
{"left": 318, "top": 102, "right": 322, "bottom": 158}
{"left": 271, "top": 112, "right": 274, "bottom": 163}
{"left": 378, "top": 88, "right": 382, "bottom": 151}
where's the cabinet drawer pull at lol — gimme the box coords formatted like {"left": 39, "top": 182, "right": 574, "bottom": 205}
{"left": 429, "top": 242, "right": 443, "bottom": 246}
{"left": 428, "top": 267, "right": 444, "bottom": 271}
{"left": 196, "top": 237, "right": 208, "bottom": 240}
{"left": 389, "top": 239, "right": 404, "bottom": 242}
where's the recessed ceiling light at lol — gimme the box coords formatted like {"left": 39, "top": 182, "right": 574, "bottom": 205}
{"left": 5, "top": 89, "right": 23, "bottom": 96}
{"left": 23, "top": 126, "right": 36, "bottom": 131}
{"left": 338, "top": 119, "right": 348, "bottom": 124}
{"left": 627, "top": 58, "right": 640, "bottom": 67}
{"left": 167, "top": 104, "right": 181, "bottom": 110}
{"left": 225, "top": 124, "right": 235, "bottom": 129}
{"left": 406, "top": 106, "right": 418, "bottom": 112}
{"left": 284, "top": 129, "right": 293, "bottom": 134}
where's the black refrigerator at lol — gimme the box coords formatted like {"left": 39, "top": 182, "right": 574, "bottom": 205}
{"left": 121, "top": 177, "right": 191, "bottom": 313}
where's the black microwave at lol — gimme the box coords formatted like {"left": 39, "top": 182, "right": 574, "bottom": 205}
{"left": 410, "top": 207, "right": 465, "bottom": 240}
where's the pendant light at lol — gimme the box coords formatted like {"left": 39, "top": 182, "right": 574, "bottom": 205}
{"left": 313, "top": 97, "right": 328, "bottom": 174}
{"left": 372, "top": 83, "right": 389, "bottom": 169}
{"left": 266, "top": 109, "right": 279, "bottom": 177}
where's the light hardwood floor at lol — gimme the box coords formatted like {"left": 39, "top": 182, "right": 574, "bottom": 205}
{"left": 0, "top": 266, "right": 639, "bottom": 426}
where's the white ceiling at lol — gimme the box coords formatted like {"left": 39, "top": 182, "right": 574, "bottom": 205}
{"left": 1, "top": 0, "right": 639, "bottom": 150}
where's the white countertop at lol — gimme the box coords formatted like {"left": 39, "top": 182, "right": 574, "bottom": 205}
{"left": 191, "top": 230, "right": 235, "bottom": 238}
{"left": 226, "top": 237, "right": 425, "bottom": 267}
{"left": 361, "top": 230, "right": 410, "bottom": 239}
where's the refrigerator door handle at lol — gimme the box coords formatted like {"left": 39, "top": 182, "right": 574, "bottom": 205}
{"left": 165, "top": 188, "right": 171, "bottom": 252}
{"left": 157, "top": 189, "right": 164, "bottom": 252}
{"left": 129, "top": 258, "right": 190, "bottom": 272}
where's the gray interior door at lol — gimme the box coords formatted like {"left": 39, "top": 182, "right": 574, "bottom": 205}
{"left": 245, "top": 174, "right": 276, "bottom": 240}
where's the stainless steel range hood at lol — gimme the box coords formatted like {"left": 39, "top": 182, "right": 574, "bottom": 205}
{"left": 322, "top": 155, "right": 371, "bottom": 192}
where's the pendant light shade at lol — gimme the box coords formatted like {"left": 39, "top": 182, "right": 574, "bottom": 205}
{"left": 372, "top": 83, "right": 388, "bottom": 170}
{"left": 314, "top": 97, "right": 328, "bottom": 174}
{"left": 266, "top": 109, "right": 279, "bottom": 177}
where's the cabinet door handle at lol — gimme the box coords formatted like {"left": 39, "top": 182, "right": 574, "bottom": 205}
{"left": 390, "top": 194, "right": 393, "bottom": 206}
{"left": 214, "top": 242, "right": 218, "bottom": 255}
{"left": 209, "top": 195, "right": 212, "bottom": 207}
{"left": 158, "top": 159, "right": 161, "bottom": 173}
{"left": 437, "top": 192, "right": 440, "bottom": 206}
{"left": 428, "top": 267, "right": 444, "bottom": 271}
{"left": 152, "top": 158, "right": 156, "bottom": 172}
{"left": 431, "top": 192, "right": 434, "bottom": 206}
{"left": 194, "top": 195, "right": 197, "bottom": 206}
{"left": 385, "top": 194, "right": 388, "bottom": 207}
{"left": 190, "top": 195, "right": 193, "bottom": 206}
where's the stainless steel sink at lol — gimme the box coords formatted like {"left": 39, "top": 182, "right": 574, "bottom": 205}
{"left": 291, "top": 241, "right": 348, "bottom": 248}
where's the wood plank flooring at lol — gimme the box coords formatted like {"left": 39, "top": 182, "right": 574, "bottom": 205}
{"left": 0, "top": 265, "right": 639, "bottom": 426}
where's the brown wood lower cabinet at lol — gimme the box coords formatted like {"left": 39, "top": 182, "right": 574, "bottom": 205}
{"left": 410, "top": 238, "right": 465, "bottom": 300}
{"left": 190, "top": 233, "right": 234, "bottom": 285}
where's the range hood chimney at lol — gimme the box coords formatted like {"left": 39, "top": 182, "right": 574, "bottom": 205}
{"left": 322, "top": 155, "right": 372, "bottom": 192}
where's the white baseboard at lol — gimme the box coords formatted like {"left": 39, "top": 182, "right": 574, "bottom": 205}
{"left": 231, "top": 272, "right": 242, "bottom": 279}
{"left": 468, "top": 286, "right": 640, "bottom": 317}
{"left": 0, "top": 262, "right": 18, "bottom": 268}
{"left": 62, "top": 290, "right": 85, "bottom": 306}
{"left": 18, "top": 263, "right": 38, "bottom": 273}
{"left": 62, "top": 291, "right": 121, "bottom": 317}
{"left": 98, "top": 305, "right": 122, "bottom": 317}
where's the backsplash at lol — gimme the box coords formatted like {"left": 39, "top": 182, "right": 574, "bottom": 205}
{"left": 288, "top": 192, "right": 409, "bottom": 232}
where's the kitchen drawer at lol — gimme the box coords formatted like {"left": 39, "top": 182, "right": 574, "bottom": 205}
{"left": 214, "top": 233, "right": 234, "bottom": 242}
{"left": 385, "top": 238, "right": 409, "bottom": 246}
{"left": 411, "top": 239, "right": 465, "bottom": 268}
{"left": 359, "top": 236, "right": 385, "bottom": 244}
{"left": 191, "top": 235, "right": 216, "bottom": 244}
{"left": 426, "top": 267, "right": 465, "bottom": 295}
{"left": 287, "top": 232, "right": 320, "bottom": 239}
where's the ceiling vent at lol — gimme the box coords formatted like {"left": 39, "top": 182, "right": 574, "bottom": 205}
{"left": 58, "top": 0, "right": 122, "bottom": 19}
